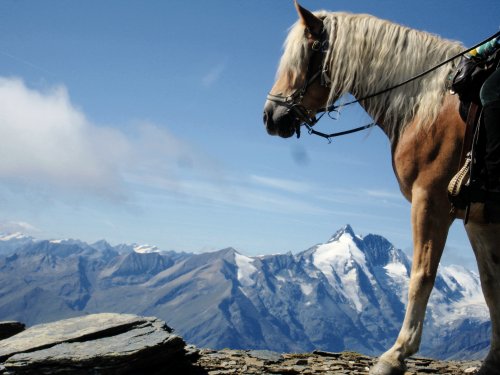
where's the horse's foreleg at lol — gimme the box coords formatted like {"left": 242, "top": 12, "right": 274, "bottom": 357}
{"left": 465, "top": 221, "right": 500, "bottom": 375}
{"left": 371, "top": 187, "right": 452, "bottom": 375}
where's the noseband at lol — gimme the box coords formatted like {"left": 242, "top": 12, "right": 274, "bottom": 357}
{"left": 266, "top": 25, "right": 330, "bottom": 135}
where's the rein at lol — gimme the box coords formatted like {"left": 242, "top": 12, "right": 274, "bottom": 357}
{"left": 324, "top": 30, "right": 500, "bottom": 112}
{"left": 301, "top": 120, "right": 376, "bottom": 143}
{"left": 268, "top": 27, "right": 500, "bottom": 143}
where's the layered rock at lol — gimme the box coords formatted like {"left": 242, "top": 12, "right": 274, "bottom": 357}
{"left": 0, "top": 314, "right": 189, "bottom": 374}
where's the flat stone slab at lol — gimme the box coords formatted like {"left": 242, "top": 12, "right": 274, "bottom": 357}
{"left": 0, "top": 313, "right": 187, "bottom": 374}
{"left": 0, "top": 313, "right": 144, "bottom": 360}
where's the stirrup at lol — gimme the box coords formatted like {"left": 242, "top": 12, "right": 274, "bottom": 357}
{"left": 448, "top": 153, "right": 471, "bottom": 209}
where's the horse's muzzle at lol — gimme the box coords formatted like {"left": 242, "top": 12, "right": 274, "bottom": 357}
{"left": 263, "top": 100, "right": 299, "bottom": 138}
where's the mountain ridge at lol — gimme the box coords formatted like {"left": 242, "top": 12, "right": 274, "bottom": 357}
{"left": 0, "top": 226, "right": 490, "bottom": 360}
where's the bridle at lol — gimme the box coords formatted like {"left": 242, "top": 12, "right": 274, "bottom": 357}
{"left": 266, "top": 24, "right": 331, "bottom": 136}
{"left": 266, "top": 23, "right": 378, "bottom": 142}
{"left": 267, "top": 22, "right": 500, "bottom": 142}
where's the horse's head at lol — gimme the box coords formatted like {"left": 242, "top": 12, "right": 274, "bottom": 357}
{"left": 263, "top": 1, "right": 332, "bottom": 138}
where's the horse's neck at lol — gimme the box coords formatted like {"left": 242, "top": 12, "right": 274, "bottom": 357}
{"left": 326, "top": 14, "right": 463, "bottom": 143}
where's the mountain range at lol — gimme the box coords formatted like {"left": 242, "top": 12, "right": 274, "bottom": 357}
{"left": 0, "top": 225, "right": 491, "bottom": 360}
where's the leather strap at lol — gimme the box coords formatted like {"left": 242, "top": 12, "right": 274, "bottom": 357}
{"left": 458, "top": 102, "right": 481, "bottom": 170}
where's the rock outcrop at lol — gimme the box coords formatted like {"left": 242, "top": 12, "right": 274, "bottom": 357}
{"left": 0, "top": 314, "right": 485, "bottom": 374}
{"left": 0, "top": 314, "right": 189, "bottom": 374}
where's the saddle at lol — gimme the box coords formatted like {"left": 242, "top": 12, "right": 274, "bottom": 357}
{"left": 447, "top": 51, "right": 500, "bottom": 219}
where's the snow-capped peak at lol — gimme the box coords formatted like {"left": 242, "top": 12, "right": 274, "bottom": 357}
{"left": 312, "top": 226, "right": 371, "bottom": 312}
{"left": 133, "top": 244, "right": 161, "bottom": 254}
{"left": 328, "top": 224, "right": 357, "bottom": 243}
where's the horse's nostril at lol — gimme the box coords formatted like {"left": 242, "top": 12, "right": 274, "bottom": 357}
{"left": 263, "top": 111, "right": 268, "bottom": 125}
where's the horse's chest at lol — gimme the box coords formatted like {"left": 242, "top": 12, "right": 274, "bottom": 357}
{"left": 392, "top": 118, "right": 463, "bottom": 201}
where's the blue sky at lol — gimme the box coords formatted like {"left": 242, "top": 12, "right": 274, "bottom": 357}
{"left": 0, "top": 0, "right": 498, "bottom": 269}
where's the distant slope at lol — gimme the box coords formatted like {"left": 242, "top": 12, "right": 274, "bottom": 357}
{"left": 0, "top": 227, "right": 490, "bottom": 359}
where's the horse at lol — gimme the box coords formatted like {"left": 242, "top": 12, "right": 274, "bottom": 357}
{"left": 262, "top": 2, "right": 500, "bottom": 375}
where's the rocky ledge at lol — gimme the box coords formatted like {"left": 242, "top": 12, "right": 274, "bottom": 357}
{"left": 0, "top": 314, "right": 484, "bottom": 374}
{"left": 192, "top": 349, "right": 482, "bottom": 375}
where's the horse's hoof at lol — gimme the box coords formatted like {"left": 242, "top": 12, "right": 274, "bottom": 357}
{"left": 476, "top": 361, "right": 500, "bottom": 375}
{"left": 370, "top": 360, "right": 406, "bottom": 375}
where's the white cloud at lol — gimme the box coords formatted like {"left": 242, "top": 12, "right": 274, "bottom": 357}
{"left": 0, "top": 77, "right": 129, "bottom": 197}
{"left": 0, "top": 77, "right": 215, "bottom": 201}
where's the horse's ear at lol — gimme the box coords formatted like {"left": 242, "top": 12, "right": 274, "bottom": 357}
{"left": 294, "top": 1, "right": 322, "bottom": 36}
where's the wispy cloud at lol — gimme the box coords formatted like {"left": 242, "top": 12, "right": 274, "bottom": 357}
{"left": 128, "top": 172, "right": 330, "bottom": 216}
{"left": 250, "top": 175, "right": 312, "bottom": 194}
{"left": 0, "top": 50, "right": 54, "bottom": 76}
{"left": 201, "top": 62, "right": 226, "bottom": 87}
{"left": 364, "top": 188, "right": 404, "bottom": 200}
{"left": 0, "top": 220, "right": 40, "bottom": 234}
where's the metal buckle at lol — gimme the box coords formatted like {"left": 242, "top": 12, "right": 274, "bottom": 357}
{"left": 312, "top": 40, "right": 329, "bottom": 52}
{"left": 312, "top": 40, "right": 321, "bottom": 51}
{"left": 289, "top": 104, "right": 318, "bottom": 127}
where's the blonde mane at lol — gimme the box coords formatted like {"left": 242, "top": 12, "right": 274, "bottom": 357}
{"left": 278, "top": 11, "right": 464, "bottom": 141}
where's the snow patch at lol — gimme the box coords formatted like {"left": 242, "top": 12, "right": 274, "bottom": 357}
{"left": 134, "top": 244, "right": 160, "bottom": 254}
{"left": 440, "top": 265, "right": 480, "bottom": 298}
{"left": 384, "top": 262, "right": 408, "bottom": 279}
{"left": 235, "top": 253, "right": 257, "bottom": 287}
{"left": 300, "top": 283, "right": 314, "bottom": 296}
{"left": 276, "top": 275, "right": 286, "bottom": 283}
{"left": 312, "top": 232, "right": 369, "bottom": 312}
{"left": 428, "top": 264, "right": 488, "bottom": 326}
